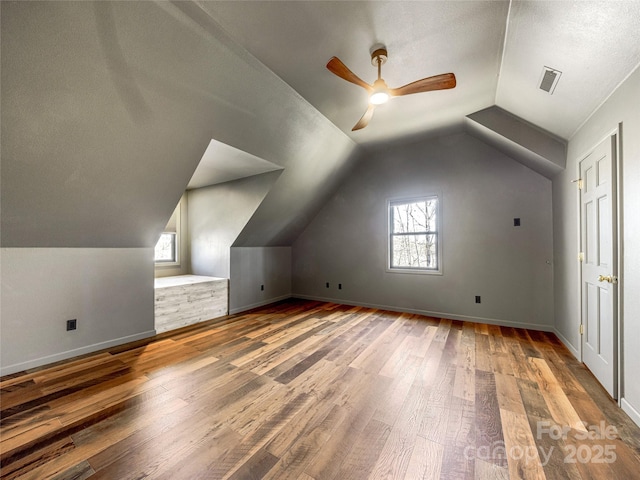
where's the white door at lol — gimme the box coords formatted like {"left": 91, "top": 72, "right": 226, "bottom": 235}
{"left": 580, "top": 135, "right": 617, "bottom": 398}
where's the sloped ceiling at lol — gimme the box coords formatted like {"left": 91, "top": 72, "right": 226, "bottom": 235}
{"left": 200, "top": 0, "right": 640, "bottom": 144}
{"left": 3, "top": 1, "right": 640, "bottom": 249}
{"left": 1, "top": 1, "right": 356, "bottom": 248}
{"left": 200, "top": 0, "right": 508, "bottom": 146}
{"left": 187, "top": 139, "right": 283, "bottom": 190}
{"left": 497, "top": 1, "right": 640, "bottom": 139}
{"left": 466, "top": 106, "right": 566, "bottom": 179}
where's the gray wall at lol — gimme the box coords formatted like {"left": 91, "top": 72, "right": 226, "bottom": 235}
{"left": 1, "top": 248, "right": 155, "bottom": 376}
{"left": 230, "top": 247, "right": 292, "bottom": 313}
{"left": 1, "top": 1, "right": 354, "bottom": 374}
{"left": 188, "top": 171, "right": 282, "bottom": 279}
{"left": 2, "top": 2, "right": 199, "bottom": 248}
{"left": 293, "top": 132, "right": 554, "bottom": 329}
{"left": 553, "top": 65, "right": 640, "bottom": 425}
{"left": 1, "top": 1, "right": 357, "bottom": 249}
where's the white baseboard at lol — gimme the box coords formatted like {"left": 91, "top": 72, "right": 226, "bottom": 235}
{"left": 0, "top": 330, "right": 157, "bottom": 377}
{"left": 229, "top": 294, "right": 293, "bottom": 315}
{"left": 553, "top": 328, "right": 581, "bottom": 360}
{"left": 292, "top": 294, "right": 554, "bottom": 332}
{"left": 621, "top": 398, "right": 640, "bottom": 428}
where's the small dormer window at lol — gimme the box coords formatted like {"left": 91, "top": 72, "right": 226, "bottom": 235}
{"left": 154, "top": 233, "right": 177, "bottom": 263}
{"left": 154, "top": 202, "right": 180, "bottom": 265}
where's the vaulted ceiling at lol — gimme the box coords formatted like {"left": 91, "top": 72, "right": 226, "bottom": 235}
{"left": 2, "top": 1, "right": 640, "bottom": 249}
{"left": 202, "top": 0, "right": 640, "bottom": 144}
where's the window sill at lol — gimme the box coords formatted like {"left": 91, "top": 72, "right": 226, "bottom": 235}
{"left": 155, "top": 262, "right": 181, "bottom": 268}
{"left": 386, "top": 267, "right": 443, "bottom": 276}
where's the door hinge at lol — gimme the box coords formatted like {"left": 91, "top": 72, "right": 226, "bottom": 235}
{"left": 572, "top": 178, "right": 583, "bottom": 190}
{"left": 578, "top": 252, "right": 584, "bottom": 263}
{"left": 580, "top": 324, "right": 584, "bottom": 335}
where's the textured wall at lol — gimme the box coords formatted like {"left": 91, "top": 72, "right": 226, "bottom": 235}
{"left": 230, "top": 247, "right": 292, "bottom": 313}
{"left": 188, "top": 171, "right": 282, "bottom": 279}
{"left": 0, "top": 1, "right": 354, "bottom": 373}
{"left": 293, "top": 132, "right": 554, "bottom": 329}
{"left": 554, "top": 65, "right": 640, "bottom": 425}
{"left": 1, "top": 248, "right": 155, "bottom": 375}
{"left": 1, "top": 1, "right": 356, "bottom": 249}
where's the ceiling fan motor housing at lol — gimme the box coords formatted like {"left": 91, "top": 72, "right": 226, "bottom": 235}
{"left": 370, "top": 47, "right": 388, "bottom": 66}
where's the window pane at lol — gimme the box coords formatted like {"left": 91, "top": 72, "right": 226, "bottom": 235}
{"left": 155, "top": 233, "right": 176, "bottom": 262}
{"left": 392, "top": 199, "right": 437, "bottom": 233}
{"left": 391, "top": 234, "right": 437, "bottom": 269}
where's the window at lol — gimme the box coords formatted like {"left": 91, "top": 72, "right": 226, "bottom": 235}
{"left": 388, "top": 196, "right": 441, "bottom": 273}
{"left": 155, "top": 233, "right": 177, "bottom": 263}
{"left": 154, "top": 200, "right": 181, "bottom": 265}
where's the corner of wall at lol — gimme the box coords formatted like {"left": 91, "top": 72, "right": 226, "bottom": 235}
{"left": 230, "top": 246, "right": 292, "bottom": 313}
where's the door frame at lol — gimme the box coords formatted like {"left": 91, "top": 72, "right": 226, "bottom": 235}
{"left": 576, "top": 124, "right": 623, "bottom": 402}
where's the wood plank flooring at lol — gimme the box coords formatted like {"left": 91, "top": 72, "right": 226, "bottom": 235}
{"left": 1, "top": 299, "right": 640, "bottom": 479}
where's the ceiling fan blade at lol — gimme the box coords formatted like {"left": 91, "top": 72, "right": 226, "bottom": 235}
{"left": 390, "top": 73, "right": 456, "bottom": 97}
{"left": 327, "top": 57, "right": 373, "bottom": 92}
{"left": 352, "top": 104, "right": 376, "bottom": 131}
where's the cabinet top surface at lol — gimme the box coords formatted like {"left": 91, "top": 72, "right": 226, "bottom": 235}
{"left": 154, "top": 275, "right": 227, "bottom": 289}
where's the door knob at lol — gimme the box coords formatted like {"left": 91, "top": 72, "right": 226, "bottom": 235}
{"left": 598, "top": 275, "right": 617, "bottom": 284}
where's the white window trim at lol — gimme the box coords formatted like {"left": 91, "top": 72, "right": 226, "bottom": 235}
{"left": 155, "top": 232, "right": 180, "bottom": 267}
{"left": 386, "top": 194, "right": 443, "bottom": 275}
{"left": 155, "top": 203, "right": 181, "bottom": 267}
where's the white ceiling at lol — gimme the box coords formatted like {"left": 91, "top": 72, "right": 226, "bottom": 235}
{"left": 4, "top": 1, "right": 639, "bottom": 247}
{"left": 188, "top": 139, "right": 283, "bottom": 189}
{"left": 497, "top": 1, "right": 640, "bottom": 139}
{"left": 198, "top": 0, "right": 640, "bottom": 144}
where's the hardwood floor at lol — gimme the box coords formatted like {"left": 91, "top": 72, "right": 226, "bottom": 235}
{"left": 1, "top": 299, "right": 640, "bottom": 479}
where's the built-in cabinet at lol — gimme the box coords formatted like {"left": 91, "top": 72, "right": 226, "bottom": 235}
{"left": 154, "top": 275, "right": 228, "bottom": 333}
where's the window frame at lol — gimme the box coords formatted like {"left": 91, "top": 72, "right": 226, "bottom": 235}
{"left": 154, "top": 202, "right": 181, "bottom": 267}
{"left": 386, "top": 194, "right": 443, "bottom": 275}
{"left": 154, "top": 232, "right": 179, "bottom": 265}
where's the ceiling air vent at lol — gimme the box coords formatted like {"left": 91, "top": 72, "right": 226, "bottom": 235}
{"left": 539, "top": 66, "right": 562, "bottom": 94}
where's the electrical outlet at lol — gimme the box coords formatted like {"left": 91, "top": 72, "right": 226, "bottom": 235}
{"left": 326, "top": 282, "right": 330, "bottom": 288}
{"left": 66, "top": 319, "right": 77, "bottom": 331}
{"left": 338, "top": 283, "right": 342, "bottom": 290}
{"left": 475, "top": 296, "right": 481, "bottom": 304}
{"left": 260, "top": 284, "right": 264, "bottom": 291}
{"left": 514, "top": 218, "right": 521, "bottom": 227}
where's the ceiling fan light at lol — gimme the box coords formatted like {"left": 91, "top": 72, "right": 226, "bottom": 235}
{"left": 370, "top": 79, "right": 390, "bottom": 105}
{"left": 370, "top": 90, "right": 389, "bottom": 105}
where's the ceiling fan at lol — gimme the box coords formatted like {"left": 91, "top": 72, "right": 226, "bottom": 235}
{"left": 326, "top": 45, "right": 456, "bottom": 131}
